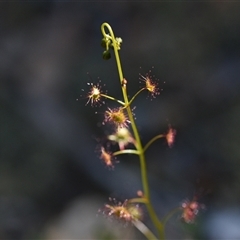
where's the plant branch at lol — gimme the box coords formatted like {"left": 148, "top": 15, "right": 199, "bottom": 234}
{"left": 133, "top": 220, "right": 158, "bottom": 240}
{"left": 143, "top": 134, "right": 165, "bottom": 153}
{"left": 101, "top": 22, "right": 165, "bottom": 239}
{"left": 100, "top": 93, "right": 125, "bottom": 105}
{"left": 113, "top": 149, "right": 140, "bottom": 156}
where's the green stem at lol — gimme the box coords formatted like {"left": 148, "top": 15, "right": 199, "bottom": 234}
{"left": 128, "top": 197, "right": 148, "bottom": 204}
{"left": 101, "top": 22, "right": 165, "bottom": 239}
{"left": 143, "top": 134, "right": 165, "bottom": 153}
{"left": 128, "top": 88, "right": 145, "bottom": 106}
{"left": 132, "top": 220, "right": 158, "bottom": 240}
{"left": 162, "top": 207, "right": 181, "bottom": 225}
{"left": 113, "top": 149, "right": 139, "bottom": 156}
{"left": 100, "top": 93, "right": 125, "bottom": 105}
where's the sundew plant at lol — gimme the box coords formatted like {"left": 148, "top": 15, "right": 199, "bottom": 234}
{"left": 83, "top": 23, "right": 203, "bottom": 240}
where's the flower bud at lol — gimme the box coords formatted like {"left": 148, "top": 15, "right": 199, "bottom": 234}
{"left": 101, "top": 38, "right": 107, "bottom": 48}
{"left": 102, "top": 50, "right": 111, "bottom": 60}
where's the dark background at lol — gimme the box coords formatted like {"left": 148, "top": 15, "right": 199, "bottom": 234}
{"left": 1, "top": 2, "right": 240, "bottom": 239}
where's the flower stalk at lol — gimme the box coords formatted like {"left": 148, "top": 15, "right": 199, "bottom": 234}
{"left": 83, "top": 21, "right": 204, "bottom": 240}
{"left": 101, "top": 22, "right": 165, "bottom": 239}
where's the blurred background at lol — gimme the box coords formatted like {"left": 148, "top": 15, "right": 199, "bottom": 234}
{"left": 1, "top": 2, "right": 240, "bottom": 239}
